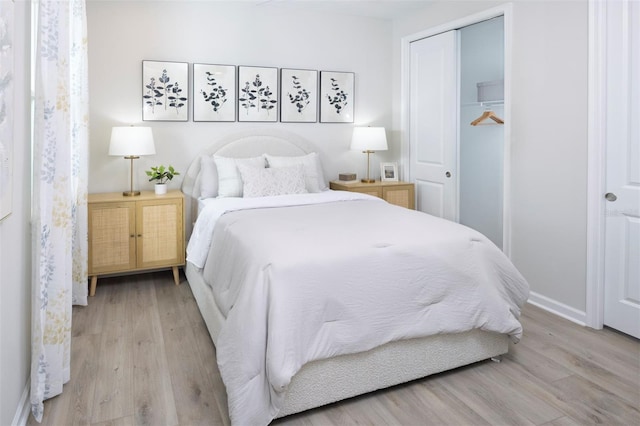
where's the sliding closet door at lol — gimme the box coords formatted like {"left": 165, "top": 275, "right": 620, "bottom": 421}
{"left": 409, "top": 31, "right": 458, "bottom": 220}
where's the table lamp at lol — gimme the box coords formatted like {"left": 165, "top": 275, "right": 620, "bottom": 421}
{"left": 109, "top": 126, "right": 155, "bottom": 196}
{"left": 350, "top": 127, "right": 388, "bottom": 183}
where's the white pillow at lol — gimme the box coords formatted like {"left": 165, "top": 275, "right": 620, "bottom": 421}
{"left": 265, "top": 153, "right": 327, "bottom": 193}
{"left": 237, "top": 164, "right": 308, "bottom": 197}
{"left": 199, "top": 156, "right": 219, "bottom": 198}
{"left": 214, "top": 155, "right": 266, "bottom": 197}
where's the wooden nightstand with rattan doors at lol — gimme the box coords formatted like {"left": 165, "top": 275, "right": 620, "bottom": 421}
{"left": 330, "top": 180, "right": 415, "bottom": 209}
{"left": 87, "top": 190, "right": 185, "bottom": 296}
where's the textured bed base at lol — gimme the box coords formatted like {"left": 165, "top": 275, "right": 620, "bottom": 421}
{"left": 185, "top": 262, "right": 509, "bottom": 418}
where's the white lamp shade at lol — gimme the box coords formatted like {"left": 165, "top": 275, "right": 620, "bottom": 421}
{"left": 350, "top": 127, "right": 388, "bottom": 151}
{"left": 109, "top": 126, "right": 156, "bottom": 156}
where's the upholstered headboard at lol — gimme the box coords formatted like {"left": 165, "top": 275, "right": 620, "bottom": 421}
{"left": 181, "top": 128, "right": 321, "bottom": 238}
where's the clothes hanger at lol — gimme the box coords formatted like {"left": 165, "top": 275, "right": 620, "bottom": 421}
{"left": 470, "top": 109, "right": 504, "bottom": 126}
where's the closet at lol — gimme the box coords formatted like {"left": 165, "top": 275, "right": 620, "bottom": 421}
{"left": 409, "top": 17, "right": 505, "bottom": 250}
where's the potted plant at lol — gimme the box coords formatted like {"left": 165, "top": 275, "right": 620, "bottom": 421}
{"left": 146, "top": 165, "right": 180, "bottom": 195}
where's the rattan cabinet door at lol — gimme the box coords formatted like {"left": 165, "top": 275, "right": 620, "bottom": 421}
{"left": 88, "top": 202, "right": 136, "bottom": 274}
{"left": 136, "top": 198, "right": 185, "bottom": 270}
{"left": 383, "top": 185, "right": 415, "bottom": 210}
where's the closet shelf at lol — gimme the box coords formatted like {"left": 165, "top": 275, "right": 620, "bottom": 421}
{"left": 461, "top": 100, "right": 504, "bottom": 107}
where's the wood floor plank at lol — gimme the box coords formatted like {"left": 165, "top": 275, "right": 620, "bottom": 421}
{"left": 479, "top": 353, "right": 592, "bottom": 424}
{"left": 377, "top": 379, "right": 490, "bottom": 426}
{"left": 522, "top": 321, "right": 640, "bottom": 406}
{"left": 524, "top": 304, "right": 640, "bottom": 365}
{"left": 552, "top": 374, "right": 640, "bottom": 425}
{"left": 541, "top": 416, "right": 586, "bottom": 426}
{"left": 32, "top": 274, "right": 640, "bottom": 426}
{"left": 153, "top": 271, "right": 194, "bottom": 330}
{"left": 90, "top": 277, "right": 135, "bottom": 424}
{"left": 162, "top": 324, "right": 226, "bottom": 425}
{"left": 191, "top": 319, "right": 230, "bottom": 426}
{"left": 483, "top": 339, "right": 640, "bottom": 426}
{"left": 433, "top": 361, "right": 562, "bottom": 425}
{"left": 130, "top": 274, "right": 179, "bottom": 426}
{"left": 72, "top": 294, "right": 104, "bottom": 338}
{"left": 67, "top": 332, "right": 101, "bottom": 426}
{"left": 413, "top": 381, "right": 492, "bottom": 425}
{"left": 274, "top": 406, "right": 345, "bottom": 426}
{"left": 504, "top": 339, "right": 573, "bottom": 383}
{"left": 154, "top": 274, "right": 226, "bottom": 426}
{"left": 523, "top": 310, "right": 640, "bottom": 379}
{"left": 91, "top": 415, "right": 136, "bottom": 426}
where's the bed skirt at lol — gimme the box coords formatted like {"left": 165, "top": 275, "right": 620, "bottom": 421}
{"left": 185, "top": 261, "right": 509, "bottom": 418}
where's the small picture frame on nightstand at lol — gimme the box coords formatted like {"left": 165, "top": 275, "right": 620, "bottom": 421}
{"left": 380, "top": 162, "right": 398, "bottom": 181}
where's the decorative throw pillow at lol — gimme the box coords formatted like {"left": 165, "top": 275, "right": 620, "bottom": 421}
{"left": 214, "top": 155, "right": 266, "bottom": 198}
{"left": 265, "top": 152, "right": 327, "bottom": 193}
{"left": 237, "top": 164, "right": 308, "bottom": 198}
{"left": 199, "top": 156, "right": 219, "bottom": 198}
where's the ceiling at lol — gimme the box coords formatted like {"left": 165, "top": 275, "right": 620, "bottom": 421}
{"left": 253, "top": 0, "right": 435, "bottom": 21}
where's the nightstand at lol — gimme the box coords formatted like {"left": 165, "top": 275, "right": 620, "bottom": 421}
{"left": 87, "top": 190, "right": 185, "bottom": 296}
{"left": 330, "top": 180, "right": 415, "bottom": 209}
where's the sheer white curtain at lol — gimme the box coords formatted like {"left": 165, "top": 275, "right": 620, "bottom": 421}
{"left": 30, "top": 0, "right": 89, "bottom": 421}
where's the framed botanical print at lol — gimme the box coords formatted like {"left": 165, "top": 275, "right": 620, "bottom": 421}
{"left": 280, "top": 68, "right": 318, "bottom": 123}
{"left": 320, "top": 71, "right": 354, "bottom": 123}
{"left": 193, "top": 63, "right": 236, "bottom": 122}
{"left": 142, "top": 60, "right": 189, "bottom": 121}
{"left": 237, "top": 66, "right": 278, "bottom": 122}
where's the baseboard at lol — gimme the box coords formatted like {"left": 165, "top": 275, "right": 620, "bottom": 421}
{"left": 527, "top": 291, "right": 587, "bottom": 326}
{"left": 12, "top": 378, "right": 30, "bottom": 426}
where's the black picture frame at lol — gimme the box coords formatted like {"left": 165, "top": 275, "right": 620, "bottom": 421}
{"left": 142, "top": 60, "right": 189, "bottom": 121}
{"left": 193, "top": 63, "right": 236, "bottom": 122}
{"left": 237, "top": 66, "right": 279, "bottom": 122}
{"left": 280, "top": 68, "right": 318, "bottom": 123}
{"left": 320, "top": 71, "right": 354, "bottom": 123}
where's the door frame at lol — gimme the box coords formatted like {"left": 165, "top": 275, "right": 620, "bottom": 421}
{"left": 400, "top": 3, "right": 513, "bottom": 258}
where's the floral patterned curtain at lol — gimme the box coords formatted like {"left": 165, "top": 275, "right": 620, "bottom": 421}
{"left": 30, "top": 0, "right": 89, "bottom": 421}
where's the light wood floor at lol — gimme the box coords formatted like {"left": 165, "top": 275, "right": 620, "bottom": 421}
{"left": 30, "top": 271, "right": 640, "bottom": 426}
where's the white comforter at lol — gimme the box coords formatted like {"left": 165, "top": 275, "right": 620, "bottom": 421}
{"left": 189, "top": 192, "right": 529, "bottom": 426}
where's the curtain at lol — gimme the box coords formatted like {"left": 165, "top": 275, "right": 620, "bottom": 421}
{"left": 30, "top": 0, "right": 89, "bottom": 421}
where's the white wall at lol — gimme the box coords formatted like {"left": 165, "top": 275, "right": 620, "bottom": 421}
{"left": 393, "top": 0, "right": 589, "bottom": 315}
{"left": 87, "top": 0, "right": 395, "bottom": 194}
{"left": 0, "top": 1, "right": 32, "bottom": 424}
{"left": 459, "top": 17, "right": 505, "bottom": 249}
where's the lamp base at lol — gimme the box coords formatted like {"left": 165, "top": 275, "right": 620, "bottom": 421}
{"left": 123, "top": 191, "right": 141, "bottom": 197}
{"left": 360, "top": 179, "right": 376, "bottom": 183}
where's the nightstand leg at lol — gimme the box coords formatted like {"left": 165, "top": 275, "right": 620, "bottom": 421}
{"left": 89, "top": 275, "right": 97, "bottom": 297}
{"left": 172, "top": 266, "right": 180, "bottom": 285}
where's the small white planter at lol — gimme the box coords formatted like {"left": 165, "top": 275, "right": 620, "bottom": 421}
{"left": 154, "top": 183, "right": 167, "bottom": 195}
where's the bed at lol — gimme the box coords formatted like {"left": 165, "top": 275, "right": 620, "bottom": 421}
{"left": 181, "top": 129, "right": 529, "bottom": 426}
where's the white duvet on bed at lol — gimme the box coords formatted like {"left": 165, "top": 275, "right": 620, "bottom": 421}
{"left": 187, "top": 190, "right": 382, "bottom": 268}
{"left": 190, "top": 193, "right": 529, "bottom": 426}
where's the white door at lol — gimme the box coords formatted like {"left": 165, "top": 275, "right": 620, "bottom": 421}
{"left": 603, "top": 0, "right": 640, "bottom": 339}
{"left": 409, "top": 31, "right": 458, "bottom": 220}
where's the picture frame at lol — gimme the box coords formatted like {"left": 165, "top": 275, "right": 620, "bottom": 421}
{"left": 142, "top": 60, "right": 189, "bottom": 121}
{"left": 238, "top": 66, "right": 278, "bottom": 122}
{"left": 280, "top": 68, "right": 318, "bottom": 123}
{"left": 320, "top": 71, "right": 354, "bottom": 123}
{"left": 193, "top": 64, "right": 236, "bottom": 122}
{"left": 380, "top": 162, "right": 398, "bottom": 182}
